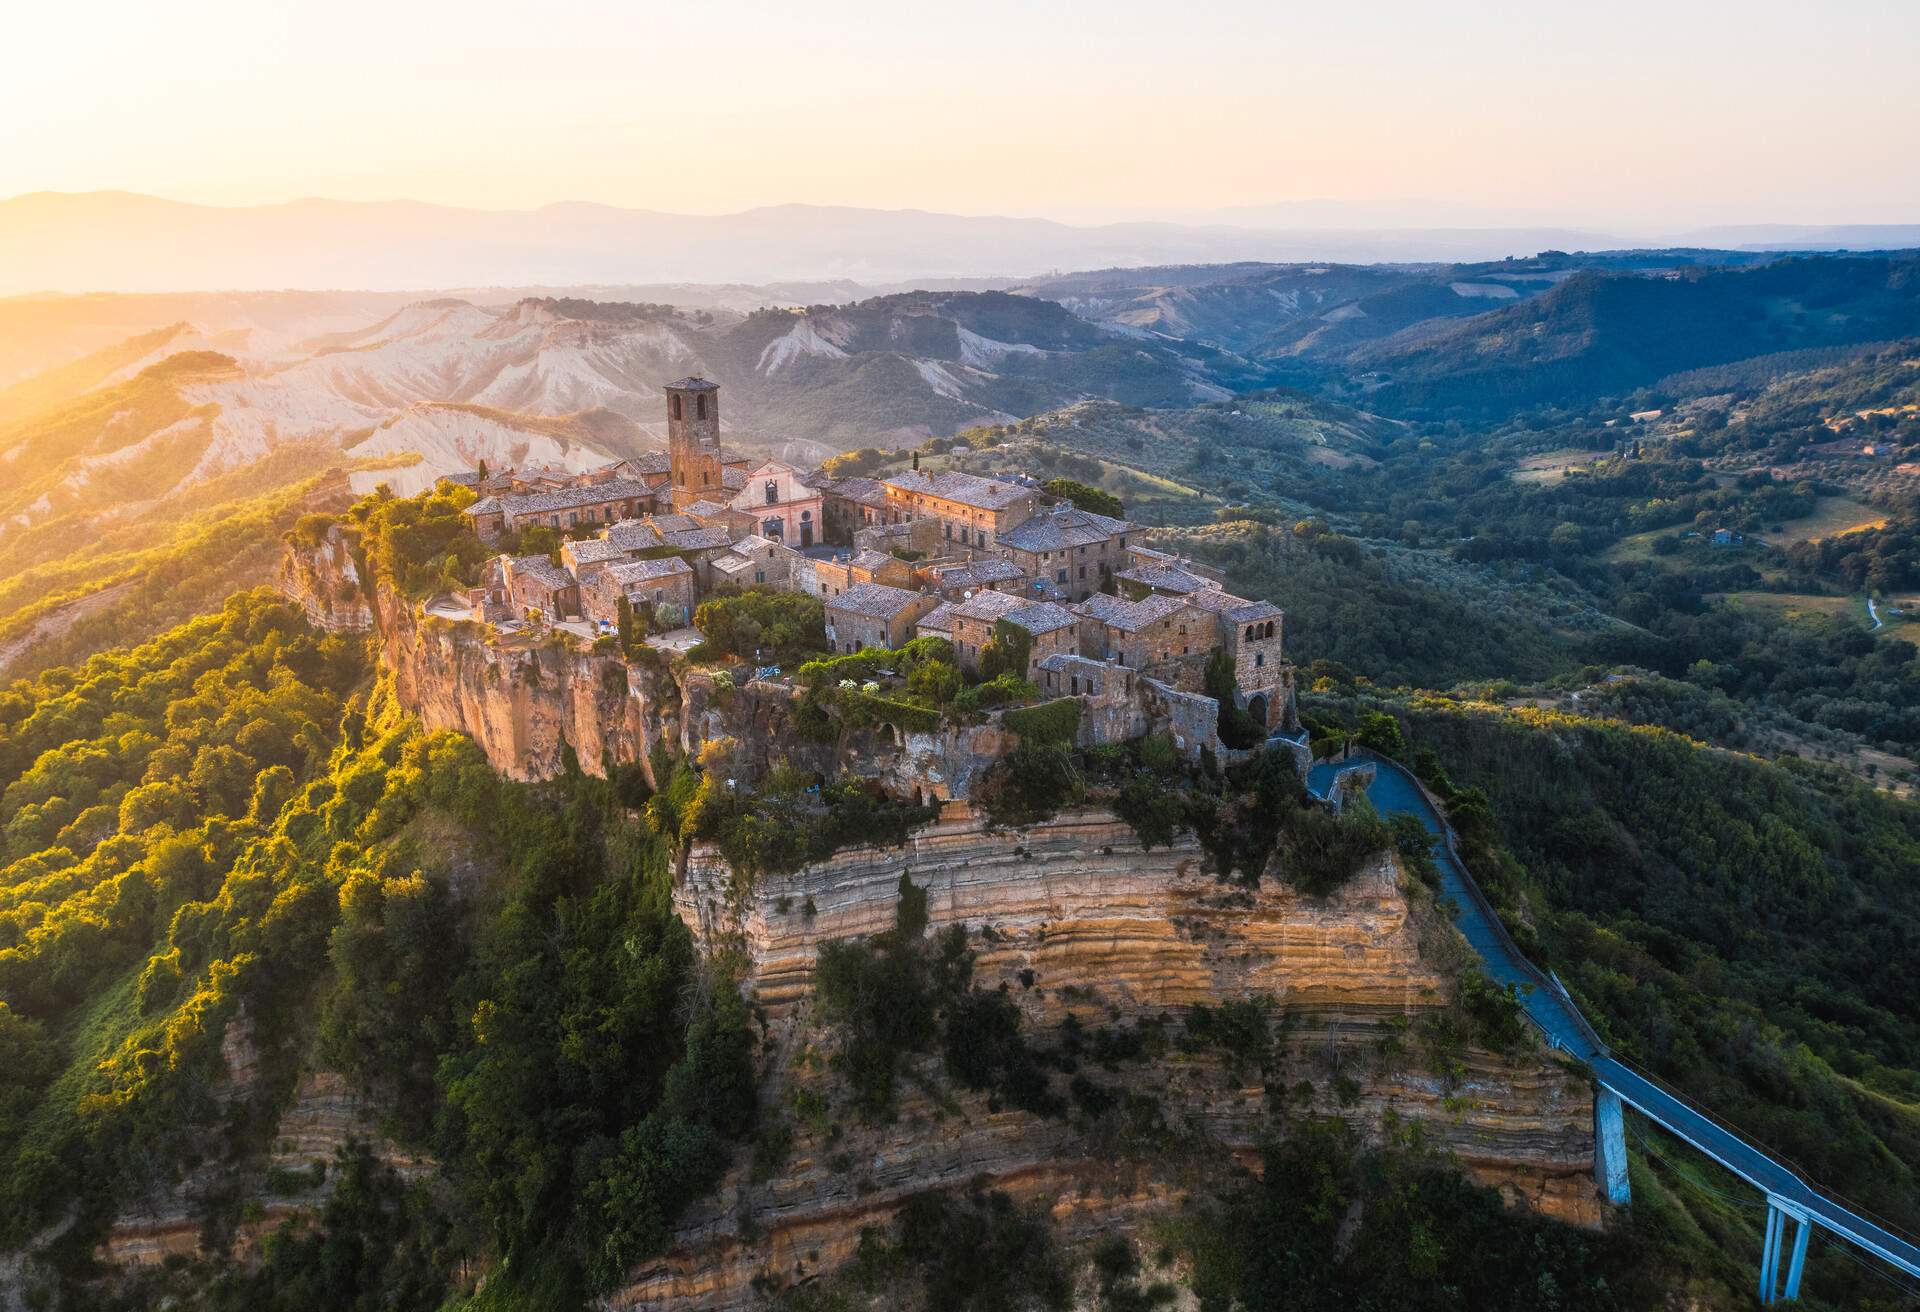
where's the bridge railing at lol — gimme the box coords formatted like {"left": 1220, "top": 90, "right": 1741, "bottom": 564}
{"left": 1603, "top": 1049, "right": 1920, "bottom": 1254}
{"left": 1328, "top": 746, "right": 1920, "bottom": 1262}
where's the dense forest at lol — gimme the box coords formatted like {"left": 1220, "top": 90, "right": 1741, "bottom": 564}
{"left": 0, "top": 595, "right": 756, "bottom": 1308}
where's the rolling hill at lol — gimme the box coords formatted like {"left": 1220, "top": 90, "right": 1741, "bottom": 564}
{"left": 1336, "top": 254, "right": 1920, "bottom": 417}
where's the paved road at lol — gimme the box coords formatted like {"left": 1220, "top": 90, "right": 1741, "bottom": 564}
{"left": 1303, "top": 747, "right": 1920, "bottom": 1281}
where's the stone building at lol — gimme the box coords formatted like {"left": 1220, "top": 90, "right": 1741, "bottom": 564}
{"left": 1074, "top": 593, "right": 1208, "bottom": 676}
{"left": 582, "top": 557, "right": 695, "bottom": 627}
{"left": 920, "top": 557, "right": 1029, "bottom": 598}
{"left": 826, "top": 583, "right": 939, "bottom": 653}
{"left": 727, "top": 461, "right": 822, "bottom": 548}
{"left": 814, "top": 475, "right": 890, "bottom": 544}
{"left": 709, "top": 534, "right": 803, "bottom": 593}
{"left": 943, "top": 590, "right": 1026, "bottom": 672}
{"left": 881, "top": 469, "right": 1044, "bottom": 552}
{"left": 501, "top": 555, "right": 580, "bottom": 620}
{"left": 997, "top": 504, "right": 1135, "bottom": 602}
{"left": 465, "top": 477, "right": 660, "bottom": 543}
{"left": 1002, "top": 601, "right": 1081, "bottom": 673}
{"left": 665, "top": 378, "right": 751, "bottom": 508}
{"left": 559, "top": 537, "right": 630, "bottom": 581}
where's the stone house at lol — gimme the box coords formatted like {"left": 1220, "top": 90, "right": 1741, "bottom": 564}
{"left": 465, "top": 478, "right": 660, "bottom": 543}
{"left": 559, "top": 537, "right": 630, "bottom": 582}
{"left": 709, "top": 534, "right": 803, "bottom": 593}
{"left": 813, "top": 548, "right": 912, "bottom": 601}
{"left": 815, "top": 475, "right": 890, "bottom": 544}
{"left": 881, "top": 470, "right": 1044, "bottom": 552}
{"left": 582, "top": 557, "right": 696, "bottom": 627}
{"left": 944, "top": 590, "right": 1026, "bottom": 672}
{"left": 997, "top": 504, "right": 1135, "bottom": 602}
{"left": 826, "top": 583, "right": 939, "bottom": 654}
{"left": 1001, "top": 601, "right": 1080, "bottom": 675}
{"left": 1180, "top": 590, "right": 1287, "bottom": 724}
{"left": 1073, "top": 593, "right": 1207, "bottom": 675}
{"left": 502, "top": 555, "right": 581, "bottom": 620}
{"left": 920, "top": 556, "right": 1029, "bottom": 599}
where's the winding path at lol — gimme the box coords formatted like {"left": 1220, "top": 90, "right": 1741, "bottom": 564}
{"left": 1301, "top": 746, "right": 1920, "bottom": 1302}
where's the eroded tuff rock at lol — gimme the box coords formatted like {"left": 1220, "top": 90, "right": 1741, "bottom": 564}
{"left": 275, "top": 523, "right": 375, "bottom": 634}
{"left": 629, "top": 807, "right": 1603, "bottom": 1310}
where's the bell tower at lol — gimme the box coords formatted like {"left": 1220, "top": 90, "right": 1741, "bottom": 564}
{"left": 665, "top": 377, "right": 724, "bottom": 504}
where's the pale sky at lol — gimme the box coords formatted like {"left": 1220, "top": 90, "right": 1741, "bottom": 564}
{"left": 5, "top": 0, "right": 1917, "bottom": 229}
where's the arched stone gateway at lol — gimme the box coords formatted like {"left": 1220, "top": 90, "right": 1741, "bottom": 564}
{"left": 1246, "top": 693, "right": 1270, "bottom": 728}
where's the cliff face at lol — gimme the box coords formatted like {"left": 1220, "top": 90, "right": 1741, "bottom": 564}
{"left": 630, "top": 807, "right": 1602, "bottom": 1310}
{"left": 275, "top": 524, "right": 374, "bottom": 633}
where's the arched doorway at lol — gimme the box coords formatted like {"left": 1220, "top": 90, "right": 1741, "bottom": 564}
{"left": 1246, "top": 693, "right": 1269, "bottom": 729}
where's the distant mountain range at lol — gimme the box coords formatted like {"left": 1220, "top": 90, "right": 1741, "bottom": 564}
{"left": 8, "top": 191, "right": 1917, "bottom": 296}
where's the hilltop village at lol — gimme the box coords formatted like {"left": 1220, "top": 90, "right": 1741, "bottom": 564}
{"left": 429, "top": 377, "right": 1298, "bottom": 762}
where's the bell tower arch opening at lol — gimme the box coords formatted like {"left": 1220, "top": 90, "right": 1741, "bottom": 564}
{"left": 664, "top": 377, "right": 723, "bottom": 505}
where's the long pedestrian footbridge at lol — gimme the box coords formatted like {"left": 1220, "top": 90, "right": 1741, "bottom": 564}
{"left": 1298, "top": 744, "right": 1920, "bottom": 1304}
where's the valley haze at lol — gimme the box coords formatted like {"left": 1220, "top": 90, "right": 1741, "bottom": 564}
{"left": 6, "top": 190, "right": 1920, "bottom": 294}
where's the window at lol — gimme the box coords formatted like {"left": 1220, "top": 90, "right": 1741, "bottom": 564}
{"left": 671, "top": 394, "right": 682, "bottom": 420}
{"left": 696, "top": 394, "right": 707, "bottom": 419}
{"left": 1078, "top": 565, "right": 1086, "bottom": 579}
{"left": 755, "top": 570, "right": 766, "bottom": 583}
{"left": 976, "top": 530, "right": 986, "bottom": 547}
{"left": 1255, "top": 653, "right": 1265, "bottom": 667}
{"left": 1118, "top": 536, "right": 1127, "bottom": 549}
{"left": 1056, "top": 569, "right": 1068, "bottom": 583}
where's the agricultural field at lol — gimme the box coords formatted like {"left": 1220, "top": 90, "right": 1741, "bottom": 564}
{"left": 1508, "top": 448, "right": 1604, "bottom": 484}
{"left": 1752, "top": 493, "right": 1885, "bottom": 545}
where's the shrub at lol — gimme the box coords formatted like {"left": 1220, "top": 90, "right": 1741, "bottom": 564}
{"left": 693, "top": 589, "right": 826, "bottom": 663}
{"left": 1002, "top": 698, "right": 1081, "bottom": 747}
{"left": 1042, "top": 478, "right": 1124, "bottom": 519}
{"left": 973, "top": 744, "right": 1081, "bottom": 828}
{"left": 1275, "top": 798, "right": 1390, "bottom": 897}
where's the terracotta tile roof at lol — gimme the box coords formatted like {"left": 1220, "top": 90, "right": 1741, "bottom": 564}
{"left": 508, "top": 556, "right": 575, "bottom": 590}
{"left": 915, "top": 602, "right": 958, "bottom": 636}
{"left": 606, "top": 557, "right": 691, "bottom": 585}
{"left": 1004, "top": 601, "right": 1077, "bottom": 634}
{"left": 1076, "top": 592, "right": 1190, "bottom": 633}
{"left": 482, "top": 478, "right": 656, "bottom": 519}
{"left": 829, "top": 582, "right": 928, "bottom": 620}
{"left": 883, "top": 469, "right": 1036, "bottom": 511}
{"left": 1000, "top": 505, "right": 1134, "bottom": 552}
{"left": 951, "top": 590, "right": 1027, "bottom": 623}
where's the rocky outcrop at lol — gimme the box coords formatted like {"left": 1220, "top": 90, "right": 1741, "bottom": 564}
{"left": 276, "top": 523, "right": 374, "bottom": 633}
{"left": 376, "top": 585, "right": 679, "bottom": 781}
{"left": 634, "top": 807, "right": 1603, "bottom": 1309}
{"left": 95, "top": 1059, "right": 423, "bottom": 1272}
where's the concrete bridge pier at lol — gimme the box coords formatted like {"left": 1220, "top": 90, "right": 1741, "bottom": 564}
{"left": 1594, "top": 1086, "right": 1631, "bottom": 1205}
{"left": 1759, "top": 1197, "right": 1812, "bottom": 1304}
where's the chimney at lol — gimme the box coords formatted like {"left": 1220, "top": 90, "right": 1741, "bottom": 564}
{"left": 912, "top": 450, "right": 921, "bottom": 470}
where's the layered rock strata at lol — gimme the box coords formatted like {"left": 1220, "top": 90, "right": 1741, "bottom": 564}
{"left": 629, "top": 807, "right": 1602, "bottom": 1309}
